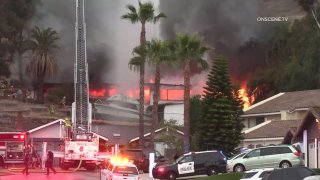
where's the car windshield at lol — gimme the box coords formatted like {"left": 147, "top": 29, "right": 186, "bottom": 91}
{"left": 113, "top": 166, "right": 138, "bottom": 175}
{"left": 175, "top": 155, "right": 185, "bottom": 163}
{"left": 230, "top": 152, "right": 246, "bottom": 160}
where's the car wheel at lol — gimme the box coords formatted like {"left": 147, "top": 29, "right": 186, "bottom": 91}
{"left": 207, "top": 166, "right": 218, "bottom": 176}
{"left": 166, "top": 171, "right": 177, "bottom": 180}
{"left": 234, "top": 164, "right": 245, "bottom": 172}
{"left": 280, "top": 161, "right": 292, "bottom": 168}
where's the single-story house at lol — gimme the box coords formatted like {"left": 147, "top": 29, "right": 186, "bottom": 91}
{"left": 288, "top": 107, "right": 320, "bottom": 168}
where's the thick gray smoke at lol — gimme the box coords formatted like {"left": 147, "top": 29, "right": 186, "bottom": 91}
{"left": 30, "top": 0, "right": 159, "bottom": 92}
{"left": 26, "top": 0, "right": 303, "bottom": 95}
{"left": 158, "top": 0, "right": 303, "bottom": 85}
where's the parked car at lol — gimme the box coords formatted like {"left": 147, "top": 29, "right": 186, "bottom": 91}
{"left": 152, "top": 150, "right": 226, "bottom": 180}
{"left": 240, "top": 168, "right": 274, "bottom": 180}
{"left": 304, "top": 175, "right": 320, "bottom": 180}
{"left": 227, "top": 145, "right": 304, "bottom": 172}
{"left": 121, "top": 149, "right": 166, "bottom": 172}
{"left": 262, "top": 167, "right": 316, "bottom": 180}
{"left": 100, "top": 157, "right": 140, "bottom": 180}
{"left": 227, "top": 152, "right": 248, "bottom": 172}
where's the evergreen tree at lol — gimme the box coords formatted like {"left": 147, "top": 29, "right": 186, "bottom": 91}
{"left": 200, "top": 55, "right": 243, "bottom": 155}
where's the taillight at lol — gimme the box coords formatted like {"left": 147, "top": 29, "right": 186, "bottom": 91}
{"left": 158, "top": 167, "right": 164, "bottom": 172}
{"left": 293, "top": 152, "right": 301, "bottom": 156}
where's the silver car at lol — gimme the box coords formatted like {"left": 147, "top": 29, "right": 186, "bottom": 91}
{"left": 227, "top": 145, "right": 304, "bottom": 172}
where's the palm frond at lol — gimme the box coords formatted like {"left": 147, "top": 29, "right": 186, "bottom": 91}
{"left": 153, "top": 12, "right": 167, "bottom": 23}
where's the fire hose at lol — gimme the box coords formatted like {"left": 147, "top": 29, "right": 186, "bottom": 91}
{"left": 73, "top": 155, "right": 83, "bottom": 172}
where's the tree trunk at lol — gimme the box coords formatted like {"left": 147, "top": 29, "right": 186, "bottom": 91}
{"left": 37, "top": 76, "right": 45, "bottom": 104}
{"left": 138, "top": 22, "right": 146, "bottom": 149}
{"left": 151, "top": 65, "right": 160, "bottom": 149}
{"left": 183, "top": 62, "right": 191, "bottom": 153}
{"left": 17, "top": 31, "right": 24, "bottom": 85}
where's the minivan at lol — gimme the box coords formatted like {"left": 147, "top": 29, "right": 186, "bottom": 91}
{"left": 227, "top": 145, "right": 304, "bottom": 172}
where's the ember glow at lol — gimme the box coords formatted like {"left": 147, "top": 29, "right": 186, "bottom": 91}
{"left": 89, "top": 88, "right": 106, "bottom": 97}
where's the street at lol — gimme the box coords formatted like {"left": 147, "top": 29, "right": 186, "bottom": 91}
{"left": 0, "top": 169, "right": 206, "bottom": 180}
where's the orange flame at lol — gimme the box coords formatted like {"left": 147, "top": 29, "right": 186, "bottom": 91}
{"left": 89, "top": 88, "right": 106, "bottom": 97}
{"left": 239, "top": 85, "right": 254, "bottom": 110}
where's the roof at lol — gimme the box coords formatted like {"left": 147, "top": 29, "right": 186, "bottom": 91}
{"left": 244, "top": 89, "right": 320, "bottom": 115}
{"left": 92, "top": 124, "right": 151, "bottom": 145}
{"left": 129, "top": 127, "right": 184, "bottom": 143}
{"left": 244, "top": 120, "right": 301, "bottom": 139}
{"left": 28, "top": 119, "right": 109, "bottom": 141}
{"left": 293, "top": 107, "right": 320, "bottom": 140}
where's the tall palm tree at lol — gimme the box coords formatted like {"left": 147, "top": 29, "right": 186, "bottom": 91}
{"left": 25, "top": 26, "right": 59, "bottom": 103}
{"left": 122, "top": 1, "right": 166, "bottom": 149}
{"left": 145, "top": 39, "right": 175, "bottom": 149}
{"left": 175, "top": 33, "right": 209, "bottom": 153}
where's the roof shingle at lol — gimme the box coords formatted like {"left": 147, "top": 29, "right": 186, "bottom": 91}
{"left": 244, "top": 120, "right": 301, "bottom": 139}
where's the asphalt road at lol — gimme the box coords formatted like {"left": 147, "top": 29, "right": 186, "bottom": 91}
{"left": 0, "top": 170, "right": 206, "bottom": 180}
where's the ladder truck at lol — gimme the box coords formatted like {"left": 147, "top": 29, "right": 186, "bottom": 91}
{"left": 60, "top": 0, "right": 98, "bottom": 171}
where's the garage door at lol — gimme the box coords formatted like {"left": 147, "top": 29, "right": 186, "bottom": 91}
{"left": 309, "top": 143, "right": 315, "bottom": 168}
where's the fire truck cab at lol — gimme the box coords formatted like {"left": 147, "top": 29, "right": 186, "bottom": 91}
{"left": 0, "top": 132, "right": 26, "bottom": 167}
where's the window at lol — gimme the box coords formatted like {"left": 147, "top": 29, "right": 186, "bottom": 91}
{"left": 245, "top": 149, "right": 260, "bottom": 158}
{"left": 113, "top": 166, "right": 138, "bottom": 175}
{"left": 256, "top": 117, "right": 264, "bottom": 125}
{"left": 242, "top": 172, "right": 257, "bottom": 178}
{"left": 179, "top": 155, "right": 193, "bottom": 163}
{"left": 277, "top": 147, "right": 292, "bottom": 154}
{"left": 261, "top": 147, "right": 277, "bottom": 156}
{"left": 259, "top": 171, "right": 273, "bottom": 178}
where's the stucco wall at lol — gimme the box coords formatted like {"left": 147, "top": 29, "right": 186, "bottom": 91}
{"left": 164, "top": 104, "right": 184, "bottom": 126}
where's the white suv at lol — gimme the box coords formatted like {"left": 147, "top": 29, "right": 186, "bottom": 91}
{"left": 100, "top": 157, "right": 140, "bottom": 180}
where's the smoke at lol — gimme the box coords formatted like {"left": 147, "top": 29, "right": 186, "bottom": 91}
{"left": 29, "top": 0, "right": 159, "bottom": 92}
{"left": 158, "top": 0, "right": 303, "bottom": 84}
{"left": 25, "top": 0, "right": 303, "bottom": 95}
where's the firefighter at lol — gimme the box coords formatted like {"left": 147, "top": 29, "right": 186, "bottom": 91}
{"left": 22, "top": 152, "right": 30, "bottom": 175}
{"left": 45, "top": 151, "right": 56, "bottom": 175}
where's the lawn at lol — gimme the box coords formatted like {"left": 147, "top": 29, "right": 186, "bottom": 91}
{"left": 198, "top": 173, "right": 243, "bottom": 180}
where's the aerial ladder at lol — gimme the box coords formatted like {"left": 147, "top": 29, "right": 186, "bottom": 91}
{"left": 61, "top": 0, "right": 98, "bottom": 171}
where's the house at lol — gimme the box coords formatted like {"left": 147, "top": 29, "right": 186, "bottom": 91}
{"left": 242, "top": 89, "right": 320, "bottom": 131}
{"left": 240, "top": 119, "right": 301, "bottom": 148}
{"left": 288, "top": 107, "right": 320, "bottom": 168}
{"left": 240, "top": 89, "right": 320, "bottom": 148}
{"left": 128, "top": 126, "right": 184, "bottom": 158}
{"left": 27, "top": 119, "right": 109, "bottom": 166}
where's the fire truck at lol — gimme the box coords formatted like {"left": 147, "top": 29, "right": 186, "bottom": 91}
{"left": 0, "top": 132, "right": 27, "bottom": 167}
{"left": 60, "top": 0, "right": 98, "bottom": 171}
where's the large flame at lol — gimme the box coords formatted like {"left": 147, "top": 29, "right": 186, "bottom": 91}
{"left": 239, "top": 85, "right": 254, "bottom": 110}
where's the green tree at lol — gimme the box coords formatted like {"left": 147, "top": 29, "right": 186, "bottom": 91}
{"left": 145, "top": 39, "right": 175, "bottom": 149}
{"left": 174, "top": 33, "right": 209, "bottom": 153}
{"left": 122, "top": 1, "right": 166, "bottom": 149}
{"left": 25, "top": 26, "right": 59, "bottom": 103}
{"left": 200, "top": 55, "right": 243, "bottom": 155}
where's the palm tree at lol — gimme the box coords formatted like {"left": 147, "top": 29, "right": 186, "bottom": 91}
{"left": 25, "top": 26, "right": 59, "bottom": 103}
{"left": 145, "top": 39, "right": 175, "bottom": 149}
{"left": 122, "top": 1, "right": 166, "bottom": 149}
{"left": 175, "top": 33, "right": 209, "bottom": 153}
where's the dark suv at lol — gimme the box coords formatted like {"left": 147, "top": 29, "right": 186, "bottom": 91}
{"left": 121, "top": 149, "right": 166, "bottom": 173}
{"left": 152, "top": 150, "right": 227, "bottom": 180}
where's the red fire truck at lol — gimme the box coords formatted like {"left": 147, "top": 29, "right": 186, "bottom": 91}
{"left": 0, "top": 132, "right": 27, "bottom": 167}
